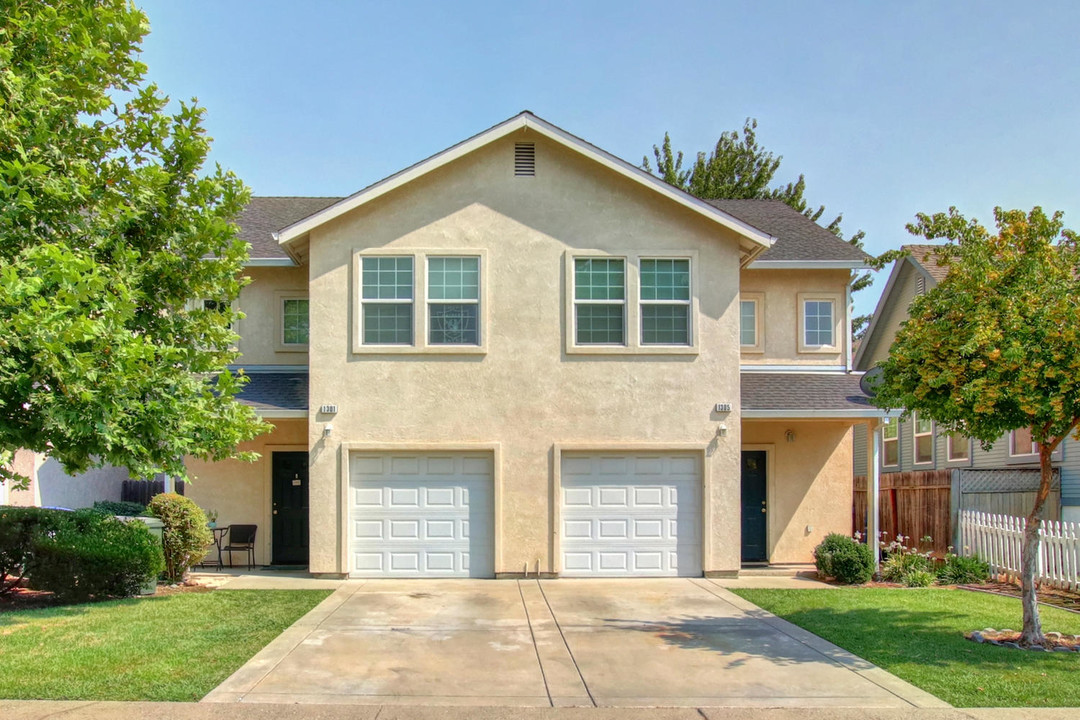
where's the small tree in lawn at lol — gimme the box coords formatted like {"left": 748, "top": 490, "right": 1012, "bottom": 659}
{"left": 873, "top": 206, "right": 1080, "bottom": 646}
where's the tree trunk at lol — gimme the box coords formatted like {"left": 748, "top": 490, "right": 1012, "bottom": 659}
{"left": 1019, "top": 443, "right": 1054, "bottom": 646}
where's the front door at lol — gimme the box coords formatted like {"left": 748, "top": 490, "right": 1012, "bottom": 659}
{"left": 741, "top": 450, "right": 768, "bottom": 563}
{"left": 272, "top": 452, "right": 309, "bottom": 565}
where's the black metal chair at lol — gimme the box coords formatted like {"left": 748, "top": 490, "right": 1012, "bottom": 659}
{"left": 222, "top": 524, "right": 257, "bottom": 570}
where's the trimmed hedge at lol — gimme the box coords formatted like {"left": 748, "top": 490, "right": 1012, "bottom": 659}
{"left": 0, "top": 506, "right": 164, "bottom": 602}
{"left": 148, "top": 493, "right": 211, "bottom": 582}
{"left": 814, "top": 533, "right": 874, "bottom": 584}
{"left": 92, "top": 500, "right": 148, "bottom": 517}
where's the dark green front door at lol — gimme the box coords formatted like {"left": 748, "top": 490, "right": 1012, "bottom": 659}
{"left": 272, "top": 452, "right": 309, "bottom": 565}
{"left": 741, "top": 450, "right": 768, "bottom": 563}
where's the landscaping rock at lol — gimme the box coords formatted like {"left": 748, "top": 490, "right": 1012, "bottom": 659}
{"left": 970, "top": 631, "right": 985, "bottom": 643}
{"left": 1004, "top": 641, "right": 1022, "bottom": 650}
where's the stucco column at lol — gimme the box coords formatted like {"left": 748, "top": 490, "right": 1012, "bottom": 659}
{"left": 867, "top": 419, "right": 881, "bottom": 570}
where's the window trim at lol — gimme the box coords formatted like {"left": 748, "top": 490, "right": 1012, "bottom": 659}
{"left": 573, "top": 255, "right": 628, "bottom": 346}
{"left": 739, "top": 292, "right": 764, "bottom": 353}
{"left": 352, "top": 248, "right": 488, "bottom": 355}
{"left": 639, "top": 256, "right": 693, "bottom": 347}
{"left": 912, "top": 411, "right": 934, "bottom": 466}
{"left": 881, "top": 421, "right": 899, "bottom": 469}
{"left": 564, "top": 250, "right": 699, "bottom": 355}
{"left": 275, "top": 291, "right": 310, "bottom": 352}
{"left": 796, "top": 292, "right": 842, "bottom": 354}
{"left": 946, "top": 433, "right": 972, "bottom": 465}
{"left": 426, "top": 255, "right": 482, "bottom": 347}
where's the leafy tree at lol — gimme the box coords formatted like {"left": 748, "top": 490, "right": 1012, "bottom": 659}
{"left": 643, "top": 119, "right": 872, "bottom": 335}
{"left": 0, "top": 0, "right": 269, "bottom": 490}
{"left": 873, "top": 206, "right": 1080, "bottom": 646}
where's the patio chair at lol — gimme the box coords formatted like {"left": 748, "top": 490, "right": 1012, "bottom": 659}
{"left": 222, "top": 524, "right": 257, "bottom": 570}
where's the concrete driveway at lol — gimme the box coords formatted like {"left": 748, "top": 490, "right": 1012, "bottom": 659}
{"left": 203, "top": 578, "right": 945, "bottom": 709}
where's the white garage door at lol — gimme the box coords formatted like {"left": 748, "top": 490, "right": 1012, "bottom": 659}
{"left": 560, "top": 452, "right": 702, "bottom": 577}
{"left": 349, "top": 452, "right": 494, "bottom": 578}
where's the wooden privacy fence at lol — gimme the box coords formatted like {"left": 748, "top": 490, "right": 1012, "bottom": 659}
{"left": 854, "top": 470, "right": 952, "bottom": 554}
{"left": 959, "top": 510, "right": 1080, "bottom": 591}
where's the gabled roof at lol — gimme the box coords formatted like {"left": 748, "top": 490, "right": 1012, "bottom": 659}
{"left": 271, "top": 111, "right": 777, "bottom": 261}
{"left": 708, "top": 199, "right": 872, "bottom": 267}
{"left": 232, "top": 371, "right": 308, "bottom": 418}
{"left": 904, "top": 244, "right": 953, "bottom": 283}
{"left": 741, "top": 372, "right": 893, "bottom": 418}
{"left": 237, "top": 197, "right": 340, "bottom": 264}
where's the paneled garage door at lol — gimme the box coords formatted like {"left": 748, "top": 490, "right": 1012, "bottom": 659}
{"left": 348, "top": 452, "right": 494, "bottom": 578}
{"left": 560, "top": 452, "right": 702, "bottom": 577}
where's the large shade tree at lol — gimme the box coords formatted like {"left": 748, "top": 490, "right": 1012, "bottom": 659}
{"left": 874, "top": 206, "right": 1080, "bottom": 646}
{"left": 642, "top": 119, "right": 873, "bottom": 335}
{"left": 0, "top": 0, "right": 268, "bottom": 489}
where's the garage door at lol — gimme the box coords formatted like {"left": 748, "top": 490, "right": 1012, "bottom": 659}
{"left": 560, "top": 452, "right": 701, "bottom": 577}
{"left": 349, "top": 452, "right": 494, "bottom": 578}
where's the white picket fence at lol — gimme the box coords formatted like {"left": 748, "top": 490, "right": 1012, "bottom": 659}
{"left": 959, "top": 510, "right": 1080, "bottom": 591}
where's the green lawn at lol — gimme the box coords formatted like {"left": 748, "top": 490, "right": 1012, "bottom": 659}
{"left": 0, "top": 589, "right": 332, "bottom": 701}
{"left": 734, "top": 588, "right": 1080, "bottom": 708}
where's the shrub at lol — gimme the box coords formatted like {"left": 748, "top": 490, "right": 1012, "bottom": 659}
{"left": 0, "top": 506, "right": 70, "bottom": 596}
{"left": 937, "top": 554, "right": 990, "bottom": 585}
{"left": 27, "top": 510, "right": 165, "bottom": 602}
{"left": 814, "top": 533, "right": 874, "bottom": 584}
{"left": 92, "top": 500, "right": 148, "bottom": 517}
{"left": 148, "top": 493, "right": 212, "bottom": 582}
{"left": 880, "top": 551, "right": 932, "bottom": 582}
{"left": 902, "top": 569, "right": 935, "bottom": 587}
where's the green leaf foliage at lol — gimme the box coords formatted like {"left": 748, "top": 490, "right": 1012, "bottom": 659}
{"left": 874, "top": 206, "right": 1080, "bottom": 451}
{"left": 642, "top": 118, "right": 871, "bottom": 335}
{"left": 147, "top": 493, "right": 212, "bottom": 582}
{"left": 0, "top": 0, "right": 269, "bottom": 489}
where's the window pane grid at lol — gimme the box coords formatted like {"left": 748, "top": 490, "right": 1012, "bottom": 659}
{"left": 428, "top": 257, "right": 479, "bottom": 301}
{"left": 803, "top": 300, "right": 834, "bottom": 346}
{"left": 576, "top": 305, "right": 625, "bottom": 344}
{"left": 282, "top": 298, "right": 309, "bottom": 345}
{"left": 641, "top": 304, "right": 689, "bottom": 345}
{"left": 362, "top": 257, "right": 413, "bottom": 300}
{"left": 574, "top": 258, "right": 625, "bottom": 301}
{"left": 362, "top": 256, "right": 413, "bottom": 344}
{"left": 740, "top": 300, "right": 757, "bottom": 346}
{"left": 640, "top": 259, "right": 690, "bottom": 301}
{"left": 363, "top": 304, "right": 413, "bottom": 345}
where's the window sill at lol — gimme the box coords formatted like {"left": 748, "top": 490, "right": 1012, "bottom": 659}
{"left": 740, "top": 346, "right": 765, "bottom": 354}
{"left": 352, "top": 344, "right": 487, "bottom": 356}
{"left": 565, "top": 344, "right": 699, "bottom": 356}
{"left": 275, "top": 344, "right": 310, "bottom": 353}
{"left": 797, "top": 346, "right": 840, "bottom": 355}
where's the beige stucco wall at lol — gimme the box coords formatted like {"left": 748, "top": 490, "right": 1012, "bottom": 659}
{"left": 856, "top": 262, "right": 919, "bottom": 370}
{"left": 185, "top": 419, "right": 306, "bottom": 566}
{"left": 235, "top": 266, "right": 309, "bottom": 366}
{"left": 743, "top": 420, "right": 854, "bottom": 563}
{"left": 4, "top": 449, "right": 39, "bottom": 506}
{"left": 740, "top": 268, "right": 851, "bottom": 366}
{"left": 305, "top": 130, "right": 745, "bottom": 575}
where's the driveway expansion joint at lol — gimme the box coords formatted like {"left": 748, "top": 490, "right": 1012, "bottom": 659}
{"left": 537, "top": 579, "right": 597, "bottom": 708}
{"left": 517, "top": 579, "right": 554, "bottom": 706}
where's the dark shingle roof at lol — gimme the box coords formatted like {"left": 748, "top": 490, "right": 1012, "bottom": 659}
{"left": 233, "top": 372, "right": 308, "bottom": 412}
{"left": 903, "top": 244, "right": 953, "bottom": 284}
{"left": 707, "top": 199, "right": 871, "bottom": 264}
{"left": 742, "top": 373, "right": 872, "bottom": 412}
{"left": 237, "top": 197, "right": 341, "bottom": 259}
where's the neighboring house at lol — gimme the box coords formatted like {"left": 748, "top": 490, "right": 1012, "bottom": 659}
{"left": 853, "top": 245, "right": 1076, "bottom": 522}
{"left": 7, "top": 112, "right": 888, "bottom": 577}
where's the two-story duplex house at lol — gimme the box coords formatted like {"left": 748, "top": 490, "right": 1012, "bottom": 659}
{"left": 7, "top": 112, "right": 885, "bottom": 577}
{"left": 853, "top": 245, "right": 1077, "bottom": 523}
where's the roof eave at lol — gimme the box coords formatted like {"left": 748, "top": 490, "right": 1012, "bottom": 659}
{"left": 743, "top": 408, "right": 900, "bottom": 419}
{"left": 243, "top": 257, "right": 297, "bottom": 268}
{"left": 748, "top": 259, "right": 872, "bottom": 270}
{"left": 274, "top": 112, "right": 777, "bottom": 252}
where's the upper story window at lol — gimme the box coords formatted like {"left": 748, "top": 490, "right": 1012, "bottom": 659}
{"left": 282, "top": 298, "right": 310, "bottom": 346}
{"left": 739, "top": 293, "right": 764, "bottom": 353}
{"left": 797, "top": 293, "right": 841, "bottom": 353}
{"left": 639, "top": 258, "right": 691, "bottom": 346}
{"left": 361, "top": 256, "right": 414, "bottom": 345}
{"left": 913, "top": 412, "right": 934, "bottom": 465}
{"left": 881, "top": 421, "right": 899, "bottom": 468}
{"left": 566, "top": 252, "right": 698, "bottom": 355}
{"left": 1010, "top": 427, "right": 1038, "bottom": 458}
{"left": 573, "top": 257, "right": 626, "bottom": 345}
{"left": 353, "top": 250, "right": 486, "bottom": 354}
{"left": 428, "top": 256, "right": 480, "bottom": 345}
{"left": 947, "top": 433, "right": 970, "bottom": 462}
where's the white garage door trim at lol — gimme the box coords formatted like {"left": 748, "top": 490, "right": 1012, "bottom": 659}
{"left": 555, "top": 446, "right": 706, "bottom": 577}
{"left": 341, "top": 444, "right": 501, "bottom": 578}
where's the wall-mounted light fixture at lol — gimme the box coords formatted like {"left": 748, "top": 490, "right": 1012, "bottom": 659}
{"left": 717, "top": 423, "right": 728, "bottom": 438}
{"left": 785, "top": 429, "right": 795, "bottom": 443}
{"left": 323, "top": 423, "right": 333, "bottom": 438}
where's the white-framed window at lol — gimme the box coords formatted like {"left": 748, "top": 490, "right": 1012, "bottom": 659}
{"left": 427, "top": 256, "right": 480, "bottom": 346}
{"left": 739, "top": 293, "right": 764, "bottom": 352}
{"left": 913, "top": 412, "right": 934, "bottom": 465}
{"left": 1009, "top": 427, "right": 1038, "bottom": 457}
{"left": 573, "top": 257, "right": 626, "bottom": 345}
{"left": 947, "top": 433, "right": 970, "bottom": 462}
{"left": 882, "top": 421, "right": 899, "bottom": 468}
{"left": 639, "top": 258, "right": 691, "bottom": 346}
{"left": 797, "top": 293, "right": 841, "bottom": 353}
{"left": 281, "top": 298, "right": 309, "bottom": 346}
{"left": 360, "top": 256, "right": 414, "bottom": 346}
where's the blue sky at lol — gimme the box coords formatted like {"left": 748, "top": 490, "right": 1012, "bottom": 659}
{"left": 137, "top": 1, "right": 1080, "bottom": 316}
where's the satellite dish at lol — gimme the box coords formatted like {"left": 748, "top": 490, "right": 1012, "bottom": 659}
{"left": 860, "top": 366, "right": 884, "bottom": 397}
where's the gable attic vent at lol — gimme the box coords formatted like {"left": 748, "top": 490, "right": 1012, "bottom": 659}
{"left": 514, "top": 142, "right": 535, "bottom": 176}
{"left": 916, "top": 276, "right": 926, "bottom": 295}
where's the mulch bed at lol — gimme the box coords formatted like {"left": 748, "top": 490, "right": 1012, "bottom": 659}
{"left": 967, "top": 628, "right": 1080, "bottom": 652}
{"left": 0, "top": 579, "right": 212, "bottom": 613}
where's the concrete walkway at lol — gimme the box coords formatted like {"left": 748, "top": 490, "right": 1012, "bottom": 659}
{"left": 3, "top": 702, "right": 1079, "bottom": 720}
{"left": 202, "top": 578, "right": 942, "bottom": 708}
